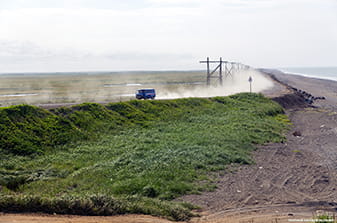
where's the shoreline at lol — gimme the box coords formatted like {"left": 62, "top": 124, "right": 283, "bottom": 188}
{"left": 260, "top": 68, "right": 337, "bottom": 110}
{"left": 281, "top": 71, "right": 337, "bottom": 82}
{"left": 277, "top": 67, "right": 337, "bottom": 82}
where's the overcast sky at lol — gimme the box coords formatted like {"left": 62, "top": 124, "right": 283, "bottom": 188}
{"left": 0, "top": 0, "right": 336, "bottom": 72}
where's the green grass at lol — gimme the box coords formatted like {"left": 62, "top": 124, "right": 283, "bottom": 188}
{"left": 0, "top": 194, "right": 194, "bottom": 221}
{"left": 0, "top": 93, "right": 290, "bottom": 220}
{"left": 313, "top": 213, "right": 336, "bottom": 223}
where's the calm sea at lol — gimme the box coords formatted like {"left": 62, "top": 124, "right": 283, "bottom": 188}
{"left": 280, "top": 67, "right": 337, "bottom": 81}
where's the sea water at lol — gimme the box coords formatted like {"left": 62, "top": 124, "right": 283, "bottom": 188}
{"left": 280, "top": 67, "right": 337, "bottom": 81}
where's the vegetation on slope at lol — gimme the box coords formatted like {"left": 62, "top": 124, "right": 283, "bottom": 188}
{"left": 0, "top": 93, "right": 290, "bottom": 220}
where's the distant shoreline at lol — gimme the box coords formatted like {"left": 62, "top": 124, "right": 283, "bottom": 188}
{"left": 278, "top": 67, "right": 337, "bottom": 81}
{"left": 280, "top": 71, "right": 337, "bottom": 82}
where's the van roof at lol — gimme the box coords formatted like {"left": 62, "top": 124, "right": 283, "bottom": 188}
{"left": 139, "top": 89, "right": 155, "bottom": 91}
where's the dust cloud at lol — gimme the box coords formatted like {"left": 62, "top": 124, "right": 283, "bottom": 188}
{"left": 157, "top": 70, "right": 273, "bottom": 99}
{"left": 0, "top": 70, "right": 274, "bottom": 106}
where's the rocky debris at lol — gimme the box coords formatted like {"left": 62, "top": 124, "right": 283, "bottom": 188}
{"left": 264, "top": 73, "right": 326, "bottom": 107}
{"left": 292, "top": 88, "right": 326, "bottom": 104}
{"left": 293, "top": 131, "right": 302, "bottom": 137}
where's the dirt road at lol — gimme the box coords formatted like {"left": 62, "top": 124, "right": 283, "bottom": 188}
{"left": 0, "top": 213, "right": 175, "bottom": 223}
{"left": 0, "top": 211, "right": 327, "bottom": 223}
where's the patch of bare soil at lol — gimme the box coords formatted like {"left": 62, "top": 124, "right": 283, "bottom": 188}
{"left": 181, "top": 107, "right": 337, "bottom": 211}
{"left": 0, "top": 213, "right": 174, "bottom": 223}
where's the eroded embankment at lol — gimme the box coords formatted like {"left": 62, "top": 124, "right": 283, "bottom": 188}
{"left": 261, "top": 70, "right": 326, "bottom": 109}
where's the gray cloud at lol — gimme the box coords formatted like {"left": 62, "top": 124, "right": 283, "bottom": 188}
{"left": 0, "top": 40, "right": 196, "bottom": 72}
{"left": 0, "top": 0, "right": 336, "bottom": 72}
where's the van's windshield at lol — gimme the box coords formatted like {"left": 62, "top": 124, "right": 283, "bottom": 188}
{"left": 138, "top": 89, "right": 154, "bottom": 93}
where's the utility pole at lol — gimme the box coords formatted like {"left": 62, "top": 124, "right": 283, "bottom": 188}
{"left": 200, "top": 57, "right": 250, "bottom": 86}
{"left": 219, "top": 57, "right": 223, "bottom": 86}
{"left": 206, "top": 57, "right": 210, "bottom": 86}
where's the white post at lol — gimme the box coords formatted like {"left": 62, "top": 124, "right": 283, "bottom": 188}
{"left": 248, "top": 76, "right": 253, "bottom": 93}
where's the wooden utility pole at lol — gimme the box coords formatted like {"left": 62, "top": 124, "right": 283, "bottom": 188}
{"left": 200, "top": 57, "right": 248, "bottom": 86}
{"left": 219, "top": 57, "right": 223, "bottom": 86}
{"left": 206, "top": 57, "right": 210, "bottom": 86}
{"left": 200, "top": 57, "right": 225, "bottom": 86}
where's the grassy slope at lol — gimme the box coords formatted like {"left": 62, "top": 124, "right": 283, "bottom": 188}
{"left": 0, "top": 93, "right": 290, "bottom": 220}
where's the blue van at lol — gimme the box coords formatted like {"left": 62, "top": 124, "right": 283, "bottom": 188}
{"left": 136, "top": 89, "right": 156, "bottom": 100}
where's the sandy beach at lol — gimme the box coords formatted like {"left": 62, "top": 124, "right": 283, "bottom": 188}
{"left": 1, "top": 70, "right": 337, "bottom": 223}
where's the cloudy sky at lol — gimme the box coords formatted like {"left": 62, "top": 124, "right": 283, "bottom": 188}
{"left": 0, "top": 0, "right": 336, "bottom": 72}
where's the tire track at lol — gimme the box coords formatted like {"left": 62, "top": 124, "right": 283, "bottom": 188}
{"left": 179, "top": 106, "right": 337, "bottom": 216}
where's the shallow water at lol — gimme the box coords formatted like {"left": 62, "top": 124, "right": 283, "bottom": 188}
{"left": 280, "top": 67, "right": 337, "bottom": 81}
